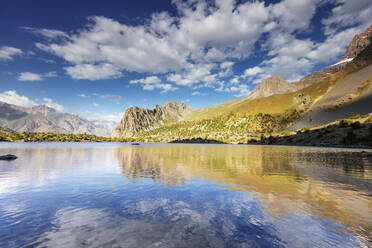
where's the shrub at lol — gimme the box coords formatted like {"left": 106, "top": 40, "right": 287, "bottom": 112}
{"left": 301, "top": 127, "right": 310, "bottom": 133}
{"left": 351, "top": 121, "right": 362, "bottom": 129}
{"left": 343, "top": 129, "right": 357, "bottom": 145}
{"left": 268, "top": 135, "right": 276, "bottom": 144}
{"left": 281, "top": 131, "right": 291, "bottom": 136}
{"left": 339, "top": 120, "right": 349, "bottom": 128}
{"left": 365, "top": 117, "right": 372, "bottom": 124}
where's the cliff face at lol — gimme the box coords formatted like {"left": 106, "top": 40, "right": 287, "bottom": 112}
{"left": 342, "top": 25, "right": 372, "bottom": 60}
{"left": 112, "top": 102, "right": 192, "bottom": 138}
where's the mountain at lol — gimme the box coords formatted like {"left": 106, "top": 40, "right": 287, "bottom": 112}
{"left": 0, "top": 101, "right": 117, "bottom": 136}
{"left": 246, "top": 25, "right": 372, "bottom": 99}
{"left": 112, "top": 25, "right": 372, "bottom": 142}
{"left": 245, "top": 76, "right": 298, "bottom": 100}
{"left": 112, "top": 102, "right": 192, "bottom": 138}
{"left": 289, "top": 36, "right": 372, "bottom": 130}
{"left": 342, "top": 25, "right": 372, "bottom": 60}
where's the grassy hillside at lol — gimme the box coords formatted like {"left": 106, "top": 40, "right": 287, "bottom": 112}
{"left": 133, "top": 71, "right": 345, "bottom": 143}
{"left": 124, "top": 44, "right": 372, "bottom": 143}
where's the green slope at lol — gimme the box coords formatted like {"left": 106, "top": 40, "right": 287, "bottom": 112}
{"left": 135, "top": 44, "right": 372, "bottom": 143}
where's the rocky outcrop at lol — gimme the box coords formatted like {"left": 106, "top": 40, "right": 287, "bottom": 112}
{"left": 342, "top": 25, "right": 372, "bottom": 60}
{"left": 0, "top": 154, "right": 18, "bottom": 160}
{"left": 112, "top": 102, "right": 192, "bottom": 138}
{"left": 0, "top": 101, "right": 117, "bottom": 136}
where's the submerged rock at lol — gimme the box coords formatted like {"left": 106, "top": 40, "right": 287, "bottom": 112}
{"left": 0, "top": 154, "right": 18, "bottom": 160}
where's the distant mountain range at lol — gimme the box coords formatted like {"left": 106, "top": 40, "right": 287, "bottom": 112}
{"left": 112, "top": 25, "right": 372, "bottom": 142}
{"left": 0, "top": 102, "right": 117, "bottom": 137}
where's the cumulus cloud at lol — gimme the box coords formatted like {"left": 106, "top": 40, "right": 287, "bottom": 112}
{"left": 29, "top": 0, "right": 371, "bottom": 97}
{"left": 224, "top": 84, "right": 251, "bottom": 97}
{"left": 0, "top": 46, "right": 22, "bottom": 60}
{"left": 130, "top": 76, "right": 178, "bottom": 93}
{"left": 65, "top": 63, "right": 122, "bottom": 80}
{"left": 17, "top": 72, "right": 43, "bottom": 81}
{"left": 321, "top": 0, "right": 372, "bottom": 35}
{"left": 242, "top": 66, "right": 264, "bottom": 78}
{"left": 17, "top": 71, "right": 57, "bottom": 81}
{"left": 32, "top": 0, "right": 272, "bottom": 84}
{"left": 0, "top": 90, "right": 37, "bottom": 107}
{"left": 166, "top": 63, "right": 217, "bottom": 87}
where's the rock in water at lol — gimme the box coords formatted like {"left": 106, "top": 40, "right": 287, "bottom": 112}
{"left": 0, "top": 154, "right": 18, "bottom": 160}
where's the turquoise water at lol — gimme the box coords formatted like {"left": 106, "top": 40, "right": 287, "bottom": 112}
{"left": 0, "top": 143, "right": 371, "bottom": 247}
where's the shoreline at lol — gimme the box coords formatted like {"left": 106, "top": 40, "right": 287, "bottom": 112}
{"left": 1, "top": 140, "right": 371, "bottom": 151}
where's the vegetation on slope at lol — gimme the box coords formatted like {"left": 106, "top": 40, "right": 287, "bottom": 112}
{"left": 253, "top": 114, "right": 372, "bottom": 147}
{"left": 0, "top": 131, "right": 133, "bottom": 142}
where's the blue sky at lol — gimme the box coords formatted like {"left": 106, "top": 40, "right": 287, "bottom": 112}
{"left": 0, "top": 0, "right": 371, "bottom": 121}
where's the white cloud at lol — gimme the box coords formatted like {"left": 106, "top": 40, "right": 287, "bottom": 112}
{"left": 130, "top": 76, "right": 161, "bottom": 84}
{"left": 191, "top": 91, "right": 200, "bottom": 96}
{"left": 224, "top": 84, "right": 251, "bottom": 97}
{"left": 130, "top": 76, "right": 178, "bottom": 93}
{"left": 23, "top": 26, "right": 68, "bottom": 40}
{"left": 17, "top": 71, "right": 57, "bottom": 82}
{"left": 77, "top": 93, "right": 91, "bottom": 98}
{"left": 218, "top": 61, "right": 234, "bottom": 77}
{"left": 0, "top": 90, "right": 37, "bottom": 107}
{"left": 92, "top": 102, "right": 99, "bottom": 107}
{"left": 17, "top": 72, "right": 43, "bottom": 81}
{"left": 0, "top": 46, "right": 22, "bottom": 60}
{"left": 32, "top": 1, "right": 272, "bottom": 83}
{"left": 0, "top": 90, "right": 65, "bottom": 112}
{"left": 65, "top": 63, "right": 122, "bottom": 80}
{"left": 166, "top": 63, "right": 216, "bottom": 87}
{"left": 322, "top": 0, "right": 372, "bottom": 35}
{"left": 44, "top": 71, "right": 58, "bottom": 77}
{"left": 42, "top": 97, "right": 65, "bottom": 112}
{"left": 307, "top": 27, "right": 364, "bottom": 62}
{"left": 271, "top": 0, "right": 320, "bottom": 33}
{"left": 99, "top": 94, "right": 122, "bottom": 104}
{"left": 28, "top": 0, "right": 371, "bottom": 96}
{"left": 242, "top": 66, "right": 264, "bottom": 78}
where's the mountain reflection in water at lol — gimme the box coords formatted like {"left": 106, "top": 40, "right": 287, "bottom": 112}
{"left": 0, "top": 143, "right": 371, "bottom": 248}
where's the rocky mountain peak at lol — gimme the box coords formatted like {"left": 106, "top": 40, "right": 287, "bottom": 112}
{"left": 246, "top": 76, "right": 298, "bottom": 100}
{"left": 31, "top": 104, "right": 56, "bottom": 116}
{"left": 342, "top": 25, "right": 372, "bottom": 60}
{"left": 112, "top": 102, "right": 192, "bottom": 138}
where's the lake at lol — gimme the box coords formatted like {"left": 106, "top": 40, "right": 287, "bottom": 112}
{"left": 0, "top": 143, "right": 371, "bottom": 247}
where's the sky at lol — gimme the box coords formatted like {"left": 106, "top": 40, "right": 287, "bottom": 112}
{"left": 0, "top": 0, "right": 371, "bottom": 122}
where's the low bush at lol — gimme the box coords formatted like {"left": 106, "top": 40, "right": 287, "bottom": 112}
{"left": 343, "top": 129, "right": 357, "bottom": 145}
{"left": 351, "top": 121, "right": 362, "bottom": 129}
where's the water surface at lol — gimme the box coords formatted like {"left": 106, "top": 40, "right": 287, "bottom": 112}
{"left": 0, "top": 143, "right": 371, "bottom": 247}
